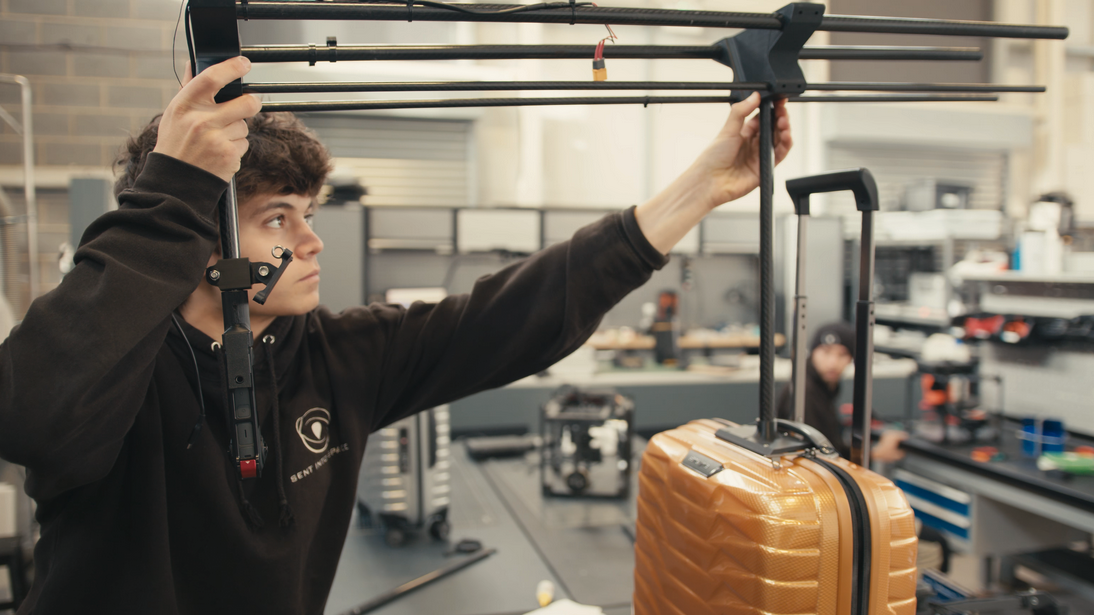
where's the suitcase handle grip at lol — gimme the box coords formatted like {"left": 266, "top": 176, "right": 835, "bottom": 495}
{"left": 775, "top": 419, "right": 836, "bottom": 454}
{"left": 785, "top": 168, "right": 878, "bottom": 215}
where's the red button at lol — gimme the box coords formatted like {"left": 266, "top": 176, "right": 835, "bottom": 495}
{"left": 240, "top": 459, "right": 257, "bottom": 479}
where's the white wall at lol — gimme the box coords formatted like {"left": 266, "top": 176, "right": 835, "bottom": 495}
{"left": 469, "top": 0, "right": 819, "bottom": 215}
{"left": 993, "top": 0, "right": 1094, "bottom": 222}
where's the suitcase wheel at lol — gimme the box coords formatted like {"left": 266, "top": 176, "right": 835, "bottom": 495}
{"left": 384, "top": 527, "right": 407, "bottom": 548}
{"left": 566, "top": 469, "right": 590, "bottom": 494}
{"left": 429, "top": 519, "right": 451, "bottom": 541}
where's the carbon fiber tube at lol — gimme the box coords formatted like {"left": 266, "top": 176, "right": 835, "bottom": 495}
{"left": 220, "top": 178, "right": 242, "bottom": 259}
{"left": 799, "top": 46, "right": 982, "bottom": 61}
{"left": 241, "top": 44, "right": 717, "bottom": 62}
{"left": 758, "top": 98, "right": 776, "bottom": 442}
{"left": 791, "top": 94, "right": 998, "bottom": 102}
{"left": 241, "top": 44, "right": 983, "bottom": 64}
{"left": 259, "top": 95, "right": 743, "bottom": 112}
{"left": 242, "top": 81, "right": 770, "bottom": 93}
{"left": 256, "top": 93, "right": 999, "bottom": 112}
{"left": 238, "top": 2, "right": 784, "bottom": 28}
{"left": 242, "top": 81, "right": 1037, "bottom": 94}
{"left": 810, "top": 82, "right": 1043, "bottom": 93}
{"left": 236, "top": 2, "right": 1068, "bottom": 39}
{"left": 821, "top": 14, "right": 1067, "bottom": 39}
{"left": 341, "top": 548, "right": 497, "bottom": 615}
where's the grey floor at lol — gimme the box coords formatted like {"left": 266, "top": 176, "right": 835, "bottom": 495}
{"left": 325, "top": 443, "right": 639, "bottom": 615}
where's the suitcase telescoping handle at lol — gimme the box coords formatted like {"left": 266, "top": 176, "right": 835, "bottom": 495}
{"left": 784, "top": 169, "right": 879, "bottom": 467}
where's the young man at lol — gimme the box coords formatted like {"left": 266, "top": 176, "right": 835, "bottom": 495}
{"left": 776, "top": 321, "right": 905, "bottom": 462}
{"left": 0, "top": 57, "right": 791, "bottom": 613}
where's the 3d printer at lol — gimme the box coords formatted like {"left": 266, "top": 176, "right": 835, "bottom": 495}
{"left": 540, "top": 386, "right": 634, "bottom": 499}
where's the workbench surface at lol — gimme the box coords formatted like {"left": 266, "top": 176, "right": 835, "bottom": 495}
{"left": 904, "top": 419, "right": 1094, "bottom": 513}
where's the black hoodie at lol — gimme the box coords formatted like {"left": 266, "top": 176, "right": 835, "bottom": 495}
{"left": 0, "top": 153, "right": 667, "bottom": 614}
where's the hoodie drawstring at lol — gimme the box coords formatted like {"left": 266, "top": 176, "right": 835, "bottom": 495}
{"left": 170, "top": 313, "right": 207, "bottom": 450}
{"left": 262, "top": 335, "right": 295, "bottom": 529}
{"left": 216, "top": 348, "right": 266, "bottom": 531}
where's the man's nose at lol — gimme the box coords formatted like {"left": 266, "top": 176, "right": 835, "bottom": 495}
{"left": 295, "top": 223, "right": 324, "bottom": 258}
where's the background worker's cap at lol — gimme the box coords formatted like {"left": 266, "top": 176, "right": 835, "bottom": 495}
{"left": 811, "top": 322, "right": 855, "bottom": 358}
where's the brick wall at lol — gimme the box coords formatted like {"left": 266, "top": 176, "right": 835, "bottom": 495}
{"left": 0, "top": 0, "right": 186, "bottom": 168}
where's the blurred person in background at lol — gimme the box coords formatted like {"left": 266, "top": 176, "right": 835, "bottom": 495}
{"left": 776, "top": 321, "right": 906, "bottom": 462}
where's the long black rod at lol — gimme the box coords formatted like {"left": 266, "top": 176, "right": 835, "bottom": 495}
{"left": 236, "top": 2, "right": 1068, "bottom": 39}
{"left": 245, "top": 81, "right": 769, "bottom": 93}
{"left": 341, "top": 548, "right": 497, "bottom": 615}
{"left": 242, "top": 80, "right": 1041, "bottom": 94}
{"left": 820, "top": 14, "right": 1065, "bottom": 39}
{"left": 793, "top": 94, "right": 998, "bottom": 102}
{"left": 241, "top": 44, "right": 984, "bottom": 63}
{"left": 811, "top": 82, "right": 1043, "bottom": 93}
{"left": 257, "top": 93, "right": 999, "bottom": 112}
{"left": 239, "top": 2, "right": 785, "bottom": 29}
{"left": 758, "top": 98, "right": 775, "bottom": 443}
{"left": 800, "top": 46, "right": 982, "bottom": 61}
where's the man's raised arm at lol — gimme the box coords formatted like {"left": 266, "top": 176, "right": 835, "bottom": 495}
{"left": 0, "top": 58, "right": 261, "bottom": 501}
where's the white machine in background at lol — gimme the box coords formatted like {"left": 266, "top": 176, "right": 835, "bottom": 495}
{"left": 1020, "top": 195, "right": 1073, "bottom": 276}
{"left": 357, "top": 406, "right": 452, "bottom": 547}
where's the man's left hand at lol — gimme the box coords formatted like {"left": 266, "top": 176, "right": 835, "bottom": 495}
{"left": 691, "top": 92, "right": 793, "bottom": 210}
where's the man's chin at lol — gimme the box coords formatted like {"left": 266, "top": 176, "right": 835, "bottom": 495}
{"left": 290, "top": 296, "right": 320, "bottom": 316}
{"left": 261, "top": 295, "right": 320, "bottom": 318}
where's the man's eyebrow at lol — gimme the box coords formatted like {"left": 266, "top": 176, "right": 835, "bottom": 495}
{"left": 250, "top": 201, "right": 305, "bottom": 217}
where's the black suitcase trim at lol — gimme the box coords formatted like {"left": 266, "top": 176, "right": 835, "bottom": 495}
{"left": 814, "top": 457, "right": 872, "bottom": 615}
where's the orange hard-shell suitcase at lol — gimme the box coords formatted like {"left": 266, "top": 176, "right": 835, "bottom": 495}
{"left": 634, "top": 419, "right": 919, "bottom": 615}
{"left": 633, "top": 166, "right": 918, "bottom": 614}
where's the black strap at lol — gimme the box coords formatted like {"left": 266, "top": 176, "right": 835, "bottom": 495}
{"left": 408, "top": 0, "right": 414, "bottom": 22}
{"left": 170, "top": 313, "right": 206, "bottom": 451}
{"left": 569, "top": 0, "right": 576, "bottom": 24}
{"left": 264, "top": 338, "right": 295, "bottom": 529}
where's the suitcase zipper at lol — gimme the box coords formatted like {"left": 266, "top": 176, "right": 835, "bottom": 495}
{"left": 811, "top": 457, "right": 872, "bottom": 615}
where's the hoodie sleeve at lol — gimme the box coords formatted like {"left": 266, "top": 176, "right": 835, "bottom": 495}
{"left": 323, "top": 207, "right": 669, "bottom": 432}
{"left": 0, "top": 154, "right": 226, "bottom": 501}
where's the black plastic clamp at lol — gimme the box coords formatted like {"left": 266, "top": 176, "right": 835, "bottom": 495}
{"left": 714, "top": 3, "right": 825, "bottom": 101}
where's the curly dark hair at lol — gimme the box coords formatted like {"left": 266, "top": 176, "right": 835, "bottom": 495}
{"left": 114, "top": 112, "right": 333, "bottom": 203}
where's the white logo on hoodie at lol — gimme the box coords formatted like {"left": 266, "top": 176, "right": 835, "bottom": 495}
{"left": 296, "top": 407, "right": 331, "bottom": 454}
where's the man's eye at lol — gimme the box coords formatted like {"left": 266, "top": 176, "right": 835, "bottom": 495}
{"left": 266, "top": 216, "right": 285, "bottom": 229}
{"left": 305, "top": 214, "right": 315, "bottom": 228}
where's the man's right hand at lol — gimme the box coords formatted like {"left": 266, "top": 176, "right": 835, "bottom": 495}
{"left": 152, "top": 56, "right": 262, "bottom": 183}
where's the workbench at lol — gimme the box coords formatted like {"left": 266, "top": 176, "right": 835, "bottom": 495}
{"left": 899, "top": 420, "right": 1094, "bottom": 590}
{"left": 584, "top": 332, "right": 785, "bottom": 351}
{"left": 449, "top": 356, "right": 918, "bottom": 437}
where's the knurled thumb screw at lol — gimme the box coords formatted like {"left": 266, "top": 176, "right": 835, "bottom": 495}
{"left": 208, "top": 270, "right": 220, "bottom": 281}
{"left": 258, "top": 265, "right": 270, "bottom": 277}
